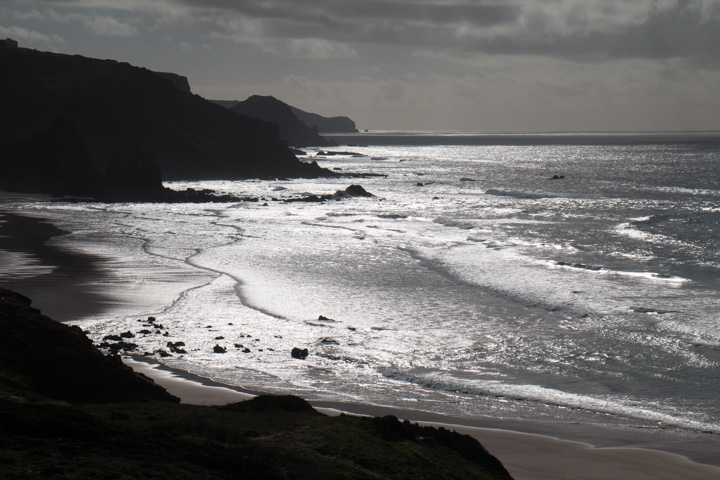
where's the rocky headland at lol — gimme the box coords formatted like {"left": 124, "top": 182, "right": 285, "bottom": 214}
{"left": 290, "top": 104, "right": 358, "bottom": 133}
{"left": 229, "top": 95, "right": 336, "bottom": 147}
{"left": 0, "top": 48, "right": 335, "bottom": 200}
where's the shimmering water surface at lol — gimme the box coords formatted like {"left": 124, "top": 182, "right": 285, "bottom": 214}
{"left": 5, "top": 132, "right": 720, "bottom": 441}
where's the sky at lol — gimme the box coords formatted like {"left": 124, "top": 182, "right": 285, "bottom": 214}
{"left": 2, "top": 0, "right": 720, "bottom": 132}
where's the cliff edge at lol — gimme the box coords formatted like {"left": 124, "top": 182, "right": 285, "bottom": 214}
{"left": 0, "top": 48, "right": 330, "bottom": 198}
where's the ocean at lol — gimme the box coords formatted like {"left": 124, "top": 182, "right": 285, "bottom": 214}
{"left": 3, "top": 131, "right": 720, "bottom": 455}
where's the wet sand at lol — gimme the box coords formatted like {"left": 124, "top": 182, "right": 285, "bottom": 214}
{"left": 0, "top": 209, "right": 116, "bottom": 321}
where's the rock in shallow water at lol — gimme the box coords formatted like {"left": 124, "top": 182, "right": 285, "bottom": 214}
{"left": 291, "top": 347, "right": 309, "bottom": 359}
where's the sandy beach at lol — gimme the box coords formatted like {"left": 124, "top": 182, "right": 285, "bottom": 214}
{"left": 127, "top": 357, "right": 720, "bottom": 480}
{"left": 0, "top": 208, "right": 115, "bottom": 321}
{"left": 4, "top": 209, "right": 720, "bottom": 480}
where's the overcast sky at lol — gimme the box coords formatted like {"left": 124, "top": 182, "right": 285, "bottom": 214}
{"left": 3, "top": 0, "right": 720, "bottom": 131}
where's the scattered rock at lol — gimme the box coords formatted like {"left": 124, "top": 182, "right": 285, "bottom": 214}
{"left": 288, "top": 185, "right": 374, "bottom": 203}
{"left": 334, "top": 184, "right": 373, "bottom": 198}
{"left": 119, "top": 331, "right": 135, "bottom": 339}
{"left": 291, "top": 347, "right": 309, "bottom": 360}
{"left": 215, "top": 336, "right": 225, "bottom": 340}
{"left": 167, "top": 341, "right": 187, "bottom": 354}
{"left": 107, "top": 341, "right": 138, "bottom": 353}
{"left": 213, "top": 344, "right": 226, "bottom": 354}
{"left": 550, "top": 174, "right": 565, "bottom": 180}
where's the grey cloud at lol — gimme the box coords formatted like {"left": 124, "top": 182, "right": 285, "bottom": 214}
{"left": 167, "top": 0, "right": 719, "bottom": 64}
{"left": 15, "top": 0, "right": 720, "bottom": 64}
{"left": 473, "top": 1, "right": 720, "bottom": 63}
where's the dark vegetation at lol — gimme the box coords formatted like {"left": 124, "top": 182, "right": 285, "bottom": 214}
{"left": 0, "top": 286, "right": 513, "bottom": 479}
{"left": 0, "top": 48, "right": 335, "bottom": 200}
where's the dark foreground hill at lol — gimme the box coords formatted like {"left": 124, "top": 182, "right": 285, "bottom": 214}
{"left": 0, "top": 48, "right": 330, "bottom": 198}
{"left": 0, "top": 286, "right": 514, "bottom": 479}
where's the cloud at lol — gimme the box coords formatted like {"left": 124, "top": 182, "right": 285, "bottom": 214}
{"left": 0, "top": 24, "right": 64, "bottom": 44}
{"left": 8, "top": 1, "right": 719, "bottom": 63}
{"left": 146, "top": 0, "right": 719, "bottom": 64}
{"left": 82, "top": 15, "right": 139, "bottom": 36}
{"left": 7, "top": 0, "right": 720, "bottom": 68}
{"left": 5, "top": 6, "right": 140, "bottom": 37}
{"left": 260, "top": 38, "right": 357, "bottom": 60}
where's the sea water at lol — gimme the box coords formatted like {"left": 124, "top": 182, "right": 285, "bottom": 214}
{"left": 5, "top": 132, "right": 720, "bottom": 445}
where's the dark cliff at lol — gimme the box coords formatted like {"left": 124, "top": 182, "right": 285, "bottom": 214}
{"left": 230, "top": 95, "right": 335, "bottom": 147}
{"left": 0, "top": 48, "right": 329, "bottom": 197}
{"left": 290, "top": 105, "right": 358, "bottom": 133}
{"left": 154, "top": 71, "right": 192, "bottom": 93}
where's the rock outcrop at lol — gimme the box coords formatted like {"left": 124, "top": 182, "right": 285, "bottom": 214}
{"left": 0, "top": 287, "right": 179, "bottom": 403}
{"left": 154, "top": 71, "right": 192, "bottom": 93}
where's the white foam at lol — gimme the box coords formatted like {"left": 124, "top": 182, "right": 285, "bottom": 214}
{"left": 387, "top": 369, "right": 720, "bottom": 434}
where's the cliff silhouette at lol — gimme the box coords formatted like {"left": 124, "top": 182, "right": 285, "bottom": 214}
{"left": 230, "top": 95, "right": 336, "bottom": 147}
{"left": 290, "top": 105, "right": 357, "bottom": 133}
{"left": 0, "top": 48, "right": 331, "bottom": 198}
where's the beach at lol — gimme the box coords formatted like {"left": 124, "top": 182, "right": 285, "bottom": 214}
{"left": 127, "top": 356, "right": 720, "bottom": 480}
{"left": 0, "top": 199, "right": 115, "bottom": 321}
{"left": 3, "top": 145, "right": 720, "bottom": 480}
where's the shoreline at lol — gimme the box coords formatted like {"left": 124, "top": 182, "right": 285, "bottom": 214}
{"left": 0, "top": 208, "right": 115, "bottom": 321}
{"left": 4, "top": 207, "right": 720, "bottom": 478}
{"left": 126, "top": 356, "right": 720, "bottom": 480}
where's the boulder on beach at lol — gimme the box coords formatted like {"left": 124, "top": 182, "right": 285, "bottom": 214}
{"left": 291, "top": 347, "right": 309, "bottom": 359}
